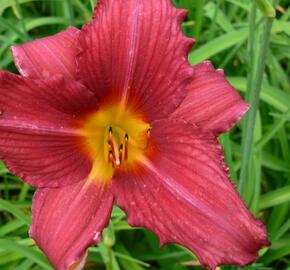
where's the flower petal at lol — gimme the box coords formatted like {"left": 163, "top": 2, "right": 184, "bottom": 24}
{"left": 0, "top": 72, "right": 98, "bottom": 187}
{"left": 172, "top": 61, "right": 249, "bottom": 134}
{"left": 77, "top": 0, "right": 194, "bottom": 120}
{"left": 112, "top": 119, "right": 269, "bottom": 269}
{"left": 31, "top": 180, "right": 114, "bottom": 270}
{"left": 11, "top": 26, "right": 79, "bottom": 79}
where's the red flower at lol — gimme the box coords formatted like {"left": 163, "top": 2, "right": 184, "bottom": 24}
{"left": 0, "top": 1, "right": 269, "bottom": 269}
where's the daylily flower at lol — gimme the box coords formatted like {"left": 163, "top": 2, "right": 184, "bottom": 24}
{"left": 0, "top": 0, "right": 269, "bottom": 269}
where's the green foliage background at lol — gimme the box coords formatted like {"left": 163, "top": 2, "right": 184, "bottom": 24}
{"left": 0, "top": 0, "right": 290, "bottom": 269}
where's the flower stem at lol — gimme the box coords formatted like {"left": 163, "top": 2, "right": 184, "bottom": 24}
{"left": 105, "top": 249, "right": 113, "bottom": 270}
{"left": 245, "top": 2, "right": 257, "bottom": 101}
{"left": 238, "top": 4, "right": 274, "bottom": 198}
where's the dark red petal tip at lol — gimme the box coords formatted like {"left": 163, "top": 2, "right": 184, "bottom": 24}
{"left": 77, "top": 0, "right": 194, "bottom": 121}
{"left": 113, "top": 119, "right": 269, "bottom": 269}
{"left": 0, "top": 72, "right": 98, "bottom": 187}
{"left": 11, "top": 26, "right": 79, "bottom": 79}
{"left": 30, "top": 181, "right": 114, "bottom": 270}
{"left": 173, "top": 61, "right": 249, "bottom": 134}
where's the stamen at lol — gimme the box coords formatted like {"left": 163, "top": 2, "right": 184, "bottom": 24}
{"left": 124, "top": 134, "right": 129, "bottom": 160}
{"left": 119, "top": 144, "right": 123, "bottom": 164}
{"left": 147, "top": 127, "right": 152, "bottom": 136}
{"left": 109, "top": 150, "right": 115, "bottom": 168}
{"left": 115, "top": 151, "right": 121, "bottom": 167}
{"left": 108, "top": 127, "right": 117, "bottom": 167}
{"left": 109, "top": 126, "right": 113, "bottom": 139}
{"left": 107, "top": 126, "right": 123, "bottom": 168}
{"left": 106, "top": 126, "right": 150, "bottom": 168}
{"left": 145, "top": 127, "right": 152, "bottom": 149}
{"left": 107, "top": 139, "right": 116, "bottom": 161}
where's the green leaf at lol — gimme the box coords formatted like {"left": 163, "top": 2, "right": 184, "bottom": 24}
{"left": 189, "top": 28, "right": 248, "bottom": 64}
{"left": 0, "top": 199, "right": 31, "bottom": 226}
{"left": 229, "top": 77, "right": 290, "bottom": 112}
{"left": 259, "top": 186, "right": 290, "bottom": 209}
{"left": 0, "top": 239, "right": 52, "bottom": 270}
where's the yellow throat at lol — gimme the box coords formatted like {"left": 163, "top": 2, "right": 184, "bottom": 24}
{"left": 78, "top": 102, "right": 151, "bottom": 184}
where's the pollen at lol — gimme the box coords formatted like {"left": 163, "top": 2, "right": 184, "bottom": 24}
{"left": 78, "top": 102, "right": 151, "bottom": 184}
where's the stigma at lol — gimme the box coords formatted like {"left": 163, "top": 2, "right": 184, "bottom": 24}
{"left": 78, "top": 102, "right": 151, "bottom": 183}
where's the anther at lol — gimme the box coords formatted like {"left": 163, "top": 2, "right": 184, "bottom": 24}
{"left": 119, "top": 144, "right": 123, "bottom": 151}
{"left": 124, "top": 134, "right": 129, "bottom": 160}
{"left": 145, "top": 127, "right": 152, "bottom": 149}
{"left": 147, "top": 127, "right": 151, "bottom": 137}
